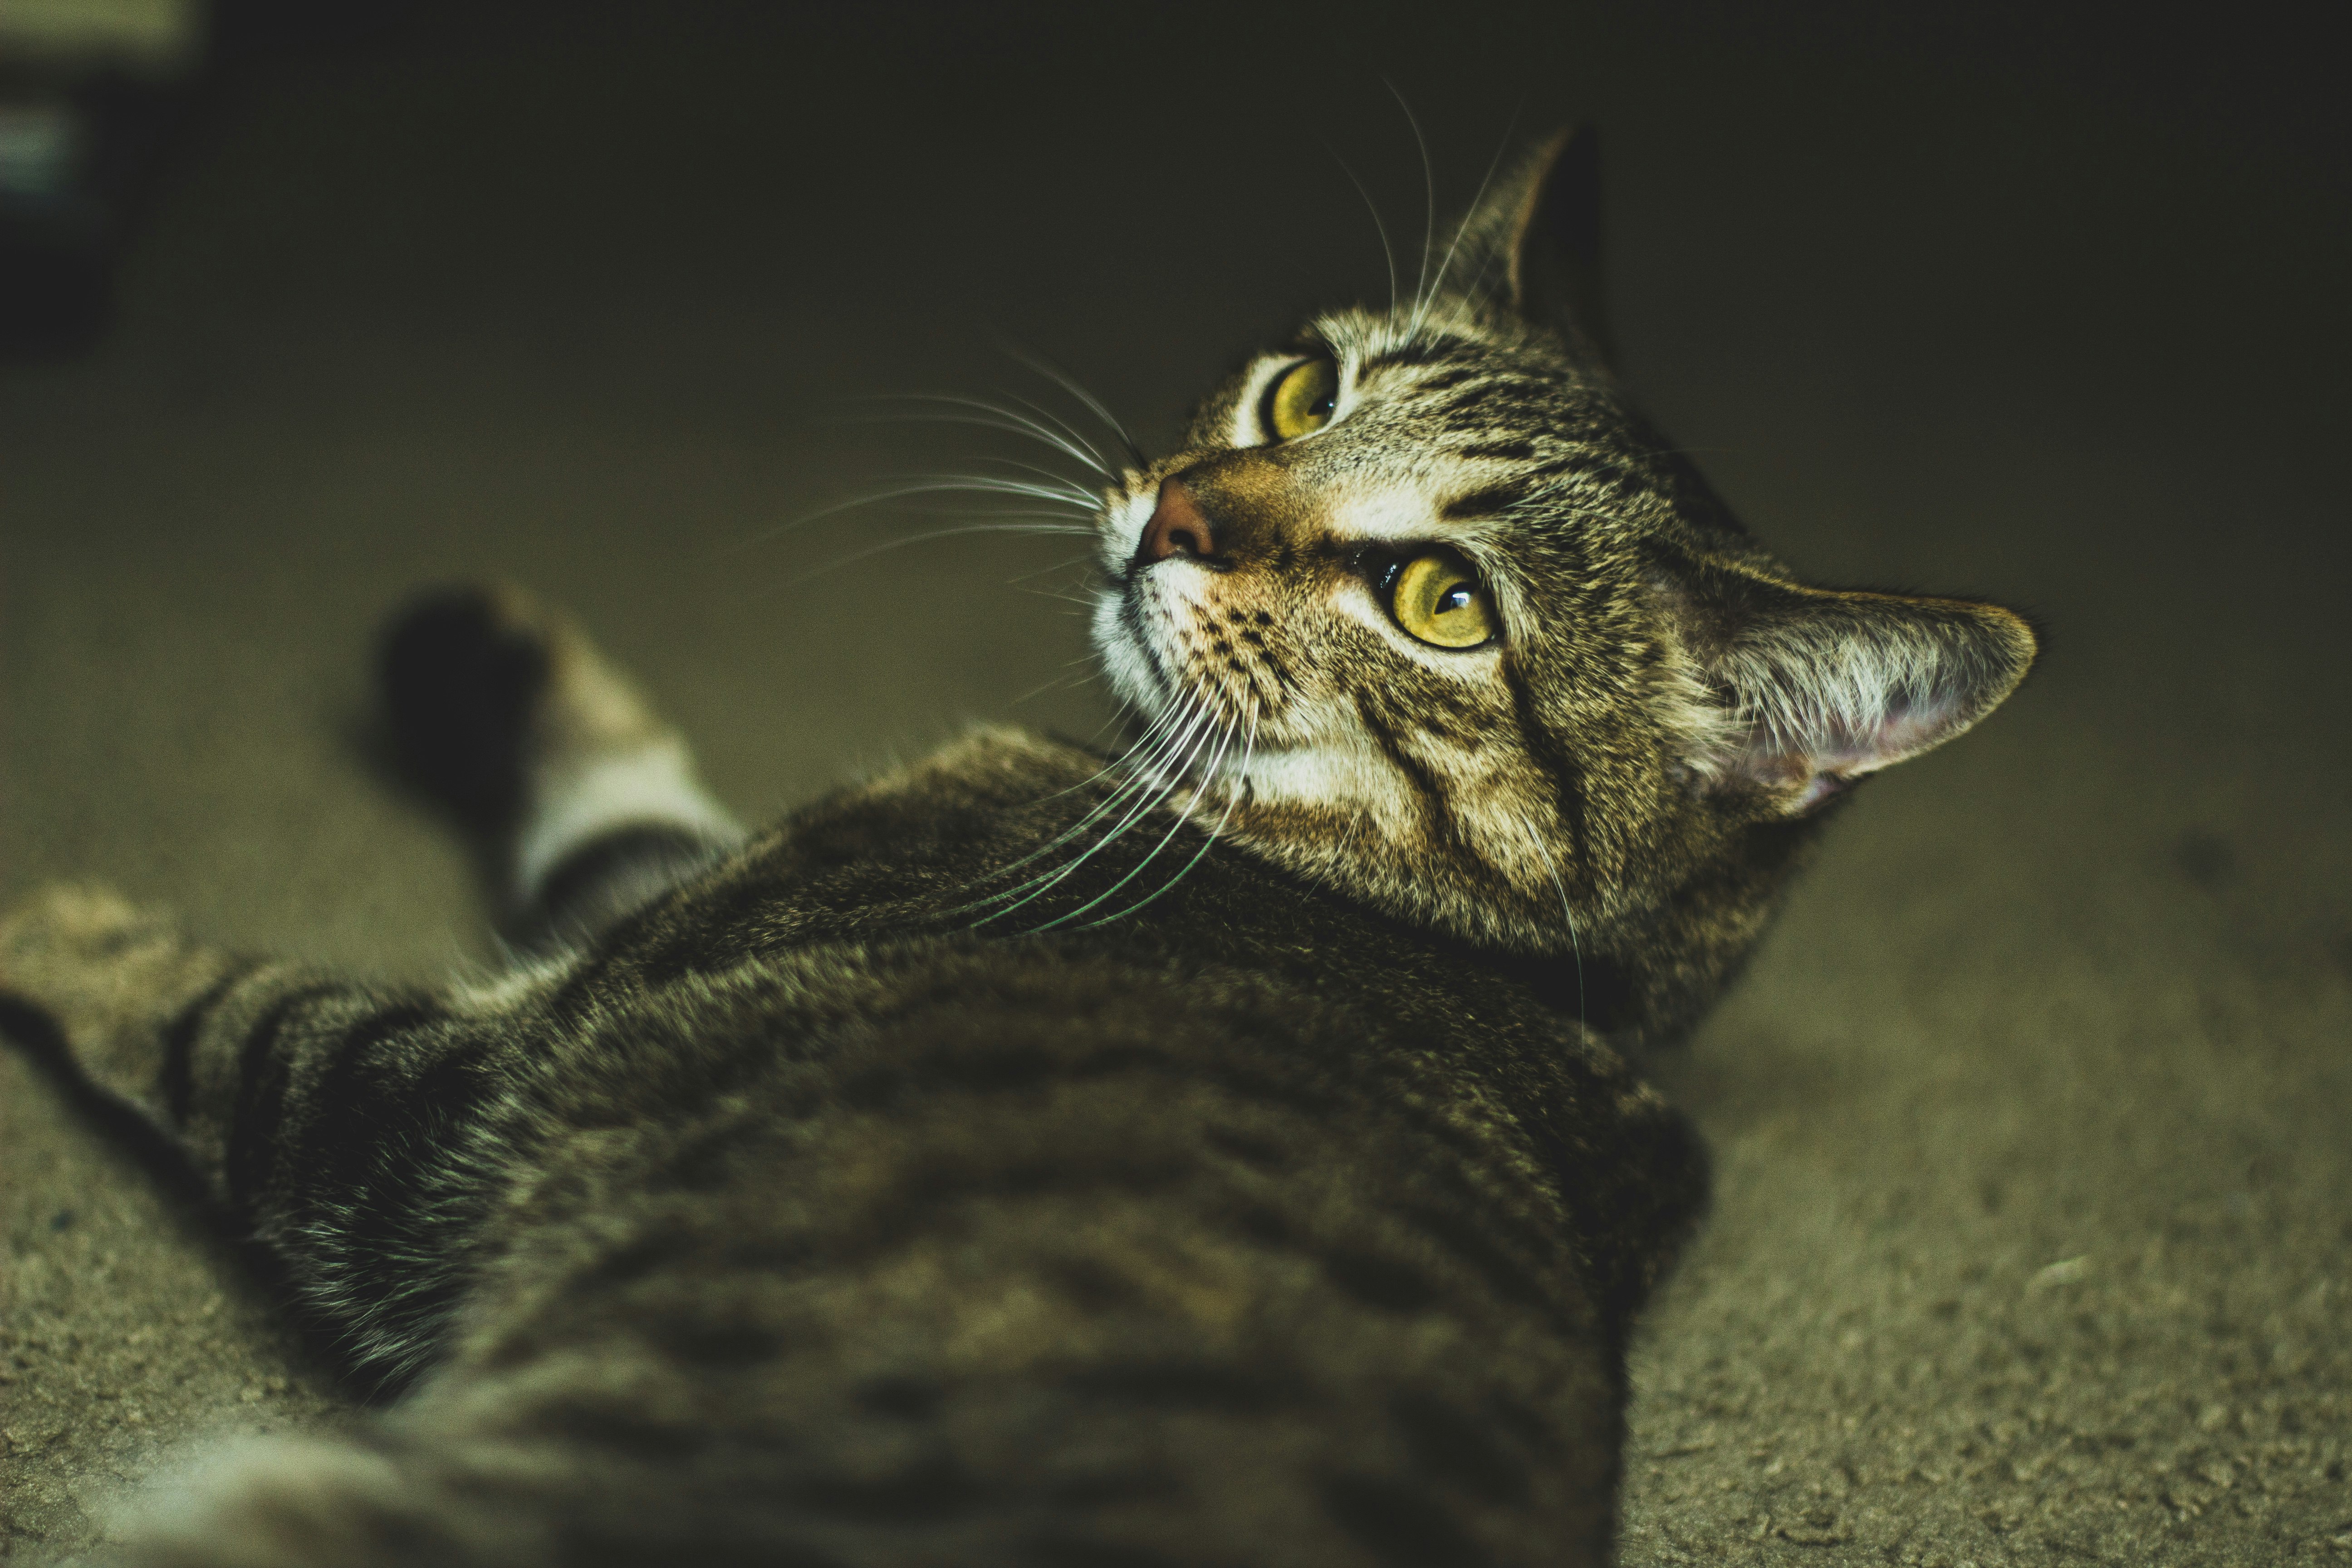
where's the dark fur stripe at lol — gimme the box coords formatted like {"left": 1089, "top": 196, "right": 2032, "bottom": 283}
{"left": 588, "top": 870, "right": 775, "bottom": 998}
{"left": 279, "top": 1004, "right": 467, "bottom": 1233}
{"left": 1319, "top": 1472, "right": 1493, "bottom": 1568}
{"left": 1363, "top": 338, "right": 1475, "bottom": 372}
{"left": 225, "top": 984, "right": 345, "bottom": 1206}
{"left": 159, "top": 962, "right": 260, "bottom": 1126}
{"left": 1441, "top": 485, "right": 1527, "bottom": 521}
{"left": 1500, "top": 650, "right": 1584, "bottom": 867}
{"left": 1352, "top": 692, "right": 1460, "bottom": 855}
{"left": 299, "top": 1031, "right": 484, "bottom": 1233}
{"left": 1063, "top": 1359, "right": 1305, "bottom": 1413}
{"left": 1389, "top": 1388, "right": 1535, "bottom": 1504}
{"left": 1392, "top": 1202, "right": 1556, "bottom": 1316}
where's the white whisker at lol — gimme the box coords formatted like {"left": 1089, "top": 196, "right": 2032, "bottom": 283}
{"left": 955, "top": 698, "right": 1215, "bottom": 919}
{"left": 779, "top": 523, "right": 1097, "bottom": 590}
{"left": 1080, "top": 701, "right": 1259, "bottom": 928}
{"left": 1007, "top": 668, "right": 1099, "bottom": 707}
{"left": 1517, "top": 808, "right": 1588, "bottom": 1026}
{"left": 1025, "top": 704, "right": 1242, "bottom": 934}
{"left": 996, "top": 389, "right": 1117, "bottom": 476}
{"left": 1320, "top": 134, "right": 1401, "bottom": 320}
{"left": 726, "top": 477, "right": 1093, "bottom": 554}
{"left": 993, "top": 338, "right": 1148, "bottom": 470}
{"left": 861, "top": 394, "right": 1112, "bottom": 480}
{"left": 990, "top": 698, "right": 1226, "bottom": 926}
{"left": 1386, "top": 80, "right": 1437, "bottom": 341}
{"left": 1415, "top": 115, "right": 1520, "bottom": 338}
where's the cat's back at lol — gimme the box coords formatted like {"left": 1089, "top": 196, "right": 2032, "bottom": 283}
{"left": 395, "top": 729, "right": 1698, "bottom": 1566}
{"left": 509, "top": 725, "right": 1700, "bottom": 1316}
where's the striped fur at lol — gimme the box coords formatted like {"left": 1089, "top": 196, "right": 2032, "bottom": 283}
{"left": 0, "top": 131, "right": 2034, "bottom": 1566}
{"left": 0, "top": 738, "right": 1697, "bottom": 1566}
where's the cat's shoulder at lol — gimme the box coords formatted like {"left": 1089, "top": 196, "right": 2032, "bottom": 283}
{"left": 798, "top": 723, "right": 1104, "bottom": 830}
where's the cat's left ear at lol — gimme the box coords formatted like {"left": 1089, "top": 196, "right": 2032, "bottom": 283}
{"left": 1668, "top": 565, "right": 2040, "bottom": 814}
{"left": 1465, "top": 125, "right": 1615, "bottom": 370}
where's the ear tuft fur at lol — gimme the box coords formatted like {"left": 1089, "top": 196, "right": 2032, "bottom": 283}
{"left": 1667, "top": 566, "right": 2038, "bottom": 813}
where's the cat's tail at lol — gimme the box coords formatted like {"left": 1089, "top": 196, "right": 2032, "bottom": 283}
{"left": 96, "top": 1432, "right": 507, "bottom": 1568}
{"left": 101, "top": 1399, "right": 1572, "bottom": 1568}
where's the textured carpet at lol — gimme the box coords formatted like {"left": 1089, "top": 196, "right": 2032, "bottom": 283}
{"left": 4, "top": 5, "right": 2346, "bottom": 1563}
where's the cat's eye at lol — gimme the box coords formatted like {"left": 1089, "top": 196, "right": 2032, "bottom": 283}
{"left": 1389, "top": 549, "right": 1498, "bottom": 649}
{"left": 1264, "top": 357, "right": 1338, "bottom": 441}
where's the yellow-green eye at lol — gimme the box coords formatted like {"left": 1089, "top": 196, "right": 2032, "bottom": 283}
{"left": 1390, "top": 549, "right": 1497, "bottom": 649}
{"left": 1264, "top": 357, "right": 1338, "bottom": 441}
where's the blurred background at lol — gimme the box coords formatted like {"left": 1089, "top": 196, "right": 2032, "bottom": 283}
{"left": 2, "top": 2, "right": 2346, "bottom": 1564}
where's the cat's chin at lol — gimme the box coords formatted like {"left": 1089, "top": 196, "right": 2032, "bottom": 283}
{"left": 1088, "top": 592, "right": 1172, "bottom": 713}
{"left": 1206, "top": 743, "right": 1379, "bottom": 808}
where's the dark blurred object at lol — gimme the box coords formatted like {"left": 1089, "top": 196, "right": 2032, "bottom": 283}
{"left": 0, "top": 0, "right": 203, "bottom": 355}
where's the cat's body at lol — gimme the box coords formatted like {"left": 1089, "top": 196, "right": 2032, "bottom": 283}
{"left": 13, "top": 728, "right": 1696, "bottom": 1564}
{"left": 0, "top": 131, "right": 2034, "bottom": 1566}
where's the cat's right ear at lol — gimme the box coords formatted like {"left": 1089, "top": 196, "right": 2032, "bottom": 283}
{"left": 1664, "top": 564, "right": 2040, "bottom": 815}
{"left": 1471, "top": 125, "right": 1615, "bottom": 370}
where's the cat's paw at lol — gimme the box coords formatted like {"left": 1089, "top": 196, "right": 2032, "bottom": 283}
{"left": 0, "top": 883, "right": 206, "bottom": 1098}
{"left": 0, "top": 881, "right": 166, "bottom": 990}
{"left": 380, "top": 583, "right": 669, "bottom": 831}
{"left": 380, "top": 584, "right": 558, "bottom": 827}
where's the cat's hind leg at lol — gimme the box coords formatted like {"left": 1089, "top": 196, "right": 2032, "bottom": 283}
{"left": 379, "top": 586, "right": 743, "bottom": 953}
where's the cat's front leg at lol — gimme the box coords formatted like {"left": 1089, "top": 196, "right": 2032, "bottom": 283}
{"left": 0, "top": 881, "right": 422, "bottom": 1194}
{"left": 1, "top": 883, "right": 507, "bottom": 1380}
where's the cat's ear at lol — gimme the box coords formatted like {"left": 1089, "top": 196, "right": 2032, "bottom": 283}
{"left": 1666, "top": 566, "right": 2039, "bottom": 813}
{"left": 1465, "top": 125, "right": 1615, "bottom": 369}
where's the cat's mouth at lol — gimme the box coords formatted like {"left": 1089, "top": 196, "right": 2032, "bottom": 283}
{"left": 1108, "top": 588, "right": 1184, "bottom": 709}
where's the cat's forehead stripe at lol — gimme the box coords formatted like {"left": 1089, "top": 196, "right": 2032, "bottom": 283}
{"left": 1441, "top": 483, "right": 1531, "bottom": 521}
{"left": 1360, "top": 338, "right": 1486, "bottom": 373}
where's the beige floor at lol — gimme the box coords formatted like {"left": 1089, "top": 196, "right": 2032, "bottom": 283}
{"left": 4, "top": 6, "right": 2346, "bottom": 1563}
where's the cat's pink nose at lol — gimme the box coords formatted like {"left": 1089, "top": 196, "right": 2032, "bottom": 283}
{"left": 1140, "top": 479, "right": 1217, "bottom": 564}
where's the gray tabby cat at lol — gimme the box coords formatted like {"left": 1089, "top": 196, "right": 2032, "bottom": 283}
{"left": 0, "top": 128, "right": 2034, "bottom": 1567}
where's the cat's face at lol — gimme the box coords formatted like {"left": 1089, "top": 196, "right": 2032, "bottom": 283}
{"left": 1088, "top": 131, "right": 2035, "bottom": 1031}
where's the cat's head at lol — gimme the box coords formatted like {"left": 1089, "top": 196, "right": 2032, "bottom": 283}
{"left": 1089, "top": 128, "right": 2036, "bottom": 1040}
